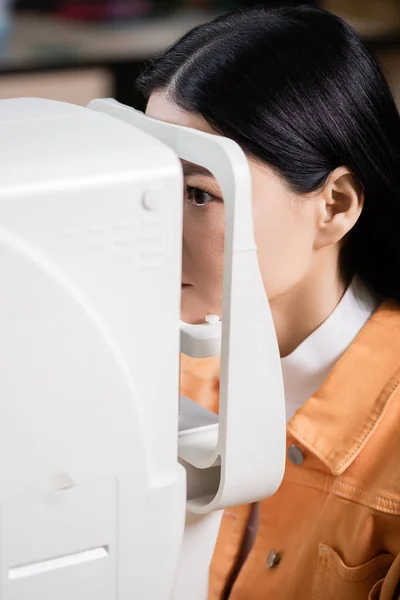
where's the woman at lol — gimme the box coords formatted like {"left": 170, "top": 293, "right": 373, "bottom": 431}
{"left": 137, "top": 5, "right": 400, "bottom": 599}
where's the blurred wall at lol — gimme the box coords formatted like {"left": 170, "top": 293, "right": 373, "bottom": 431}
{"left": 1, "top": 0, "right": 400, "bottom": 108}
{"left": 0, "top": 69, "right": 112, "bottom": 104}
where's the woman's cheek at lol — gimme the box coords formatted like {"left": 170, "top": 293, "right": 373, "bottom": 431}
{"left": 254, "top": 209, "right": 315, "bottom": 301}
{"left": 182, "top": 206, "right": 225, "bottom": 319}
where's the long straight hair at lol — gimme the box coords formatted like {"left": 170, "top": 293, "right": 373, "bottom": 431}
{"left": 137, "top": 5, "right": 400, "bottom": 303}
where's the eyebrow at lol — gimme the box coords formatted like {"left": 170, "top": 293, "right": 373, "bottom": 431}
{"left": 181, "top": 161, "right": 214, "bottom": 178}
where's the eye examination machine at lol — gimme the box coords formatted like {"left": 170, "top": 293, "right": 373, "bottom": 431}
{"left": 0, "top": 97, "right": 286, "bottom": 600}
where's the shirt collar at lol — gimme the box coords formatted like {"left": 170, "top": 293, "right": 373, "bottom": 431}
{"left": 282, "top": 279, "right": 378, "bottom": 420}
{"left": 288, "top": 300, "right": 400, "bottom": 475}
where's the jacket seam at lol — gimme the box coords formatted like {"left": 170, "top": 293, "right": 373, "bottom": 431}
{"left": 332, "top": 481, "right": 400, "bottom": 515}
{"left": 333, "top": 481, "right": 400, "bottom": 507}
{"left": 283, "top": 475, "right": 400, "bottom": 515}
{"left": 332, "top": 488, "right": 400, "bottom": 515}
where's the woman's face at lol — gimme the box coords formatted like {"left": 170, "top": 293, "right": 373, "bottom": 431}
{"left": 146, "top": 92, "right": 335, "bottom": 328}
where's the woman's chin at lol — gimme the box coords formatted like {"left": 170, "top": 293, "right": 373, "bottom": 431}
{"left": 181, "top": 288, "right": 222, "bottom": 324}
{"left": 180, "top": 304, "right": 206, "bottom": 325}
{"left": 181, "top": 313, "right": 204, "bottom": 324}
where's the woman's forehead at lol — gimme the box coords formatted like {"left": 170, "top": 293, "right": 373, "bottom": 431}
{"left": 146, "top": 91, "right": 215, "bottom": 134}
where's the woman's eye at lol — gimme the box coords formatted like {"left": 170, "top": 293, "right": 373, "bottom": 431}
{"left": 186, "top": 185, "right": 217, "bottom": 207}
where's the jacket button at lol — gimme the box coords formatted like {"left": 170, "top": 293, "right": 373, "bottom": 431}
{"left": 288, "top": 444, "right": 304, "bottom": 466}
{"left": 266, "top": 549, "right": 282, "bottom": 569}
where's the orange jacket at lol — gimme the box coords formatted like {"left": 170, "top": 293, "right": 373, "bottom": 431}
{"left": 181, "top": 302, "right": 400, "bottom": 600}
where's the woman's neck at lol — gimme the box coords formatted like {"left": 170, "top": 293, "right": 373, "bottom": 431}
{"left": 271, "top": 253, "right": 345, "bottom": 358}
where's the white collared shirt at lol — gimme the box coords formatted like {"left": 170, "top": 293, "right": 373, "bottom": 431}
{"left": 281, "top": 279, "right": 379, "bottom": 421}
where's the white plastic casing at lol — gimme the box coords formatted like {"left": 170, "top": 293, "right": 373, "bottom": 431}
{"left": 180, "top": 319, "right": 222, "bottom": 358}
{"left": 0, "top": 98, "right": 186, "bottom": 600}
{"left": 0, "top": 95, "right": 287, "bottom": 600}
{"left": 89, "top": 99, "right": 287, "bottom": 515}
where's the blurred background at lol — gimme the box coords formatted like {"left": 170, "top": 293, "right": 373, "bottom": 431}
{"left": 0, "top": 0, "right": 399, "bottom": 108}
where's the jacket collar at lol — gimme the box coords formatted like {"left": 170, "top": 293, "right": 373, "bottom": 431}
{"left": 287, "top": 302, "right": 400, "bottom": 475}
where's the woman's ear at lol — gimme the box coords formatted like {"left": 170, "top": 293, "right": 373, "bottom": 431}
{"left": 314, "top": 166, "right": 364, "bottom": 249}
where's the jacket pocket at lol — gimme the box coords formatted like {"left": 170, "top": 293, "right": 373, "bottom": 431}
{"left": 312, "top": 544, "right": 394, "bottom": 600}
{"left": 369, "top": 553, "right": 400, "bottom": 600}
{"left": 368, "top": 578, "right": 384, "bottom": 600}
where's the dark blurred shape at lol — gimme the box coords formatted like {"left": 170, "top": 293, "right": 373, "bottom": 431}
{"left": 15, "top": 0, "right": 58, "bottom": 9}
{"left": 14, "top": 0, "right": 316, "bottom": 15}
{"left": 226, "top": 0, "right": 316, "bottom": 6}
{"left": 56, "top": 1, "right": 153, "bottom": 21}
